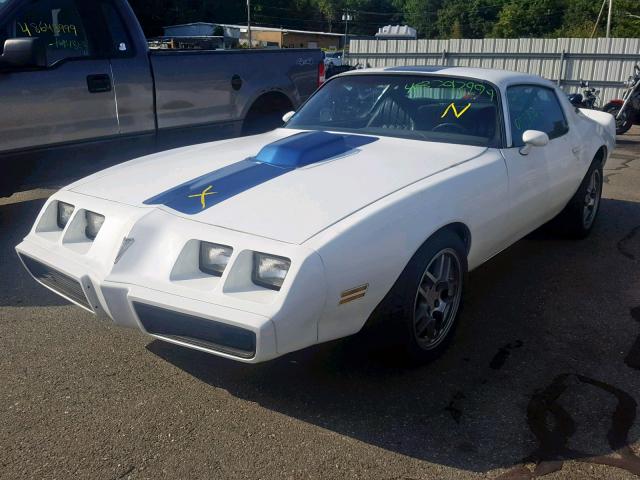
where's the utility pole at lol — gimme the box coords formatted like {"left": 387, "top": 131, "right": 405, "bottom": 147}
{"left": 591, "top": 0, "right": 607, "bottom": 38}
{"left": 247, "top": 0, "right": 252, "bottom": 48}
{"left": 606, "top": 0, "right": 613, "bottom": 38}
{"left": 342, "top": 11, "right": 352, "bottom": 58}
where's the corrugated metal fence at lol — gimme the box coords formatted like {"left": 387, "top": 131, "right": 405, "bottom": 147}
{"left": 348, "top": 38, "right": 640, "bottom": 102}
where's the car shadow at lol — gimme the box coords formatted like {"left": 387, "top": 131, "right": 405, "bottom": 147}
{"left": 147, "top": 196, "right": 640, "bottom": 475}
{"left": 0, "top": 194, "right": 70, "bottom": 308}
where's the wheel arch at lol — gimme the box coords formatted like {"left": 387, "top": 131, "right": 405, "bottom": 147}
{"left": 362, "top": 221, "right": 471, "bottom": 331}
{"left": 241, "top": 90, "right": 296, "bottom": 135}
{"left": 594, "top": 144, "right": 607, "bottom": 166}
{"left": 242, "top": 90, "right": 295, "bottom": 121}
{"left": 439, "top": 222, "right": 472, "bottom": 256}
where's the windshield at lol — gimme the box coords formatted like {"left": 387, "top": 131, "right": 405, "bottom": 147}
{"left": 287, "top": 74, "right": 502, "bottom": 147}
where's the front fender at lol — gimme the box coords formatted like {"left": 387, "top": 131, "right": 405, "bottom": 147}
{"left": 307, "top": 150, "right": 510, "bottom": 343}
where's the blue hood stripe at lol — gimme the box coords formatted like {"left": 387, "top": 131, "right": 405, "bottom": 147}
{"left": 143, "top": 131, "right": 377, "bottom": 214}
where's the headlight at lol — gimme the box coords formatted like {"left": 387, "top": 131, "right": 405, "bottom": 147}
{"left": 85, "top": 211, "right": 105, "bottom": 240}
{"left": 252, "top": 252, "right": 291, "bottom": 291}
{"left": 57, "top": 202, "right": 74, "bottom": 229}
{"left": 199, "top": 242, "right": 233, "bottom": 276}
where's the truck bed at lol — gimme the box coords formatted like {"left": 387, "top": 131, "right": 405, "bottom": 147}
{"left": 149, "top": 49, "right": 322, "bottom": 133}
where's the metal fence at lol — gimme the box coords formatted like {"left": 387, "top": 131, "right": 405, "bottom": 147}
{"left": 348, "top": 37, "right": 640, "bottom": 102}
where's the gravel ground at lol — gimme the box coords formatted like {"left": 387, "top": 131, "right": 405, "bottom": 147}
{"left": 1, "top": 128, "right": 639, "bottom": 480}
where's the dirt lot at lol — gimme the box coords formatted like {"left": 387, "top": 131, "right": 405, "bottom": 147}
{"left": 1, "top": 129, "right": 639, "bottom": 480}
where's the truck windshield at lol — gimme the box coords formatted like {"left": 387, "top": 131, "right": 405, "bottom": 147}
{"left": 287, "top": 74, "right": 502, "bottom": 147}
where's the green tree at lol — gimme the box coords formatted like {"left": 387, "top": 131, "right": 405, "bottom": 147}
{"left": 491, "top": 0, "right": 564, "bottom": 37}
{"left": 393, "top": 0, "right": 442, "bottom": 38}
{"left": 434, "top": 0, "right": 503, "bottom": 38}
{"left": 127, "top": 0, "right": 640, "bottom": 40}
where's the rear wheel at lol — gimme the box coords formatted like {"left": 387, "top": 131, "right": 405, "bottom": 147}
{"left": 553, "top": 159, "right": 603, "bottom": 239}
{"left": 603, "top": 104, "right": 633, "bottom": 135}
{"left": 377, "top": 230, "right": 467, "bottom": 364}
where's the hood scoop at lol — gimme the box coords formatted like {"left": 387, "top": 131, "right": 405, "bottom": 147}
{"left": 143, "top": 131, "right": 378, "bottom": 215}
{"left": 255, "top": 131, "right": 377, "bottom": 168}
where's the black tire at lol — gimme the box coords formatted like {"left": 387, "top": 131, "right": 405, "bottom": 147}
{"left": 241, "top": 93, "right": 293, "bottom": 136}
{"left": 603, "top": 104, "right": 633, "bottom": 135}
{"left": 242, "top": 110, "right": 285, "bottom": 136}
{"left": 553, "top": 159, "right": 603, "bottom": 239}
{"left": 1, "top": 164, "right": 25, "bottom": 198}
{"left": 375, "top": 230, "right": 468, "bottom": 364}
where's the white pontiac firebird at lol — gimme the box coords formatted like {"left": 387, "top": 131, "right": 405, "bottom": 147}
{"left": 16, "top": 67, "right": 616, "bottom": 363}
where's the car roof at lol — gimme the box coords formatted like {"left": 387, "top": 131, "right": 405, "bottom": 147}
{"left": 339, "top": 65, "right": 555, "bottom": 89}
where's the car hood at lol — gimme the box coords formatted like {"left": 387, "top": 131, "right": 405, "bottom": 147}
{"left": 70, "top": 129, "right": 486, "bottom": 244}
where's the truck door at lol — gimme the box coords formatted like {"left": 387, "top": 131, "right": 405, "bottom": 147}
{"left": 0, "top": 0, "right": 118, "bottom": 154}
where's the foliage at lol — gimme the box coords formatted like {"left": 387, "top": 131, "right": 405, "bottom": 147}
{"left": 128, "top": 0, "right": 640, "bottom": 39}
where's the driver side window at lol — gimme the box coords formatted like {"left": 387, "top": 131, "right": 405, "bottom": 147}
{"left": 0, "top": 0, "right": 92, "bottom": 66}
{"left": 507, "top": 85, "right": 569, "bottom": 147}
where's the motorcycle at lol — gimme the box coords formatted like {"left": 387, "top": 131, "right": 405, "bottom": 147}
{"left": 603, "top": 64, "right": 640, "bottom": 135}
{"left": 567, "top": 81, "right": 600, "bottom": 109}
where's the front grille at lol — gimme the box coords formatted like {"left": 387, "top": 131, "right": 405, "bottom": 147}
{"left": 19, "top": 254, "right": 92, "bottom": 311}
{"left": 133, "top": 302, "right": 256, "bottom": 359}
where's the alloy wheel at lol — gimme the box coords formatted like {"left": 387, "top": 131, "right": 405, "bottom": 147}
{"left": 413, "top": 248, "right": 463, "bottom": 350}
{"left": 583, "top": 168, "right": 601, "bottom": 229}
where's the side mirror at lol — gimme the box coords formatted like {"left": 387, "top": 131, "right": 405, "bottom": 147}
{"left": 520, "top": 130, "right": 549, "bottom": 155}
{"left": 0, "top": 38, "right": 47, "bottom": 69}
{"left": 282, "top": 111, "right": 295, "bottom": 123}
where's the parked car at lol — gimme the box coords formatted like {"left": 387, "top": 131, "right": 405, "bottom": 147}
{"left": 603, "top": 64, "right": 640, "bottom": 135}
{"left": 16, "top": 67, "right": 615, "bottom": 364}
{"left": 0, "top": 0, "right": 324, "bottom": 196}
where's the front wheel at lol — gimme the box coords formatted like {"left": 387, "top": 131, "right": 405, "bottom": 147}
{"left": 378, "top": 230, "right": 467, "bottom": 364}
{"left": 603, "top": 104, "right": 633, "bottom": 135}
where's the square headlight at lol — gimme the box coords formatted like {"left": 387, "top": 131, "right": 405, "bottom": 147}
{"left": 85, "top": 211, "right": 105, "bottom": 240}
{"left": 252, "top": 252, "right": 291, "bottom": 291}
{"left": 199, "top": 242, "right": 233, "bottom": 277}
{"left": 57, "top": 201, "right": 75, "bottom": 229}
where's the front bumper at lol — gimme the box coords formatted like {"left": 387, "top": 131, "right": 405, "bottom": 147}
{"left": 16, "top": 193, "right": 326, "bottom": 363}
{"left": 16, "top": 243, "right": 278, "bottom": 362}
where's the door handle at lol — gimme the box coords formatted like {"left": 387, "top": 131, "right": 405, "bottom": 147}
{"left": 86, "top": 74, "right": 111, "bottom": 93}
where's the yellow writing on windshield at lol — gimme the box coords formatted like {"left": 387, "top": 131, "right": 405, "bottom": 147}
{"left": 441, "top": 102, "right": 471, "bottom": 119}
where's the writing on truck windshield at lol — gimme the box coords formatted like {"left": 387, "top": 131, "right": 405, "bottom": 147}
{"left": 287, "top": 74, "right": 502, "bottom": 147}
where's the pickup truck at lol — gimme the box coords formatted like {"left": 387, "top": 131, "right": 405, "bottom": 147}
{"left": 0, "top": 0, "right": 324, "bottom": 196}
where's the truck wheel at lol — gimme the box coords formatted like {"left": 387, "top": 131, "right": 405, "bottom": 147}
{"left": 241, "top": 92, "right": 293, "bottom": 136}
{"left": 0, "top": 157, "right": 33, "bottom": 198}
{"left": 242, "top": 111, "right": 285, "bottom": 136}
{"left": 0, "top": 164, "right": 25, "bottom": 198}
{"left": 603, "top": 104, "right": 633, "bottom": 135}
{"left": 379, "top": 230, "right": 467, "bottom": 364}
{"left": 553, "top": 158, "right": 603, "bottom": 239}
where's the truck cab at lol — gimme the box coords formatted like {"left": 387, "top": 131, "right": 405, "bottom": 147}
{"left": 0, "top": 0, "right": 323, "bottom": 196}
